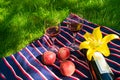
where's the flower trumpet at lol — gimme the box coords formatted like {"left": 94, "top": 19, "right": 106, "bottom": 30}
{"left": 79, "top": 27, "right": 119, "bottom": 61}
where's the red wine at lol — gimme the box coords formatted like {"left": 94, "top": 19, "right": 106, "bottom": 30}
{"left": 45, "top": 26, "right": 60, "bottom": 37}
{"left": 81, "top": 49, "right": 114, "bottom": 80}
{"left": 68, "top": 22, "right": 82, "bottom": 32}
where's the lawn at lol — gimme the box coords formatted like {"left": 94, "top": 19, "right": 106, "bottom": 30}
{"left": 0, "top": 0, "right": 120, "bottom": 58}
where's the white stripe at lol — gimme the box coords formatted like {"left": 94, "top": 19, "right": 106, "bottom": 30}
{"left": 11, "top": 55, "right": 34, "bottom": 80}
{"left": 0, "top": 73, "right": 6, "bottom": 79}
{"left": 19, "top": 52, "right": 48, "bottom": 80}
{"left": 111, "top": 68, "right": 120, "bottom": 74}
{"left": 52, "top": 64, "right": 79, "bottom": 80}
{"left": 43, "top": 36, "right": 51, "bottom": 46}
{"left": 37, "top": 40, "right": 48, "bottom": 51}
{"left": 111, "top": 53, "right": 120, "bottom": 59}
{"left": 44, "top": 34, "right": 53, "bottom": 46}
{"left": 25, "top": 47, "right": 60, "bottom": 80}
{"left": 3, "top": 58, "right": 23, "bottom": 80}
{"left": 109, "top": 42, "right": 120, "bottom": 48}
{"left": 77, "top": 32, "right": 84, "bottom": 38}
{"left": 35, "top": 38, "right": 80, "bottom": 79}
{"left": 31, "top": 43, "right": 61, "bottom": 79}
{"left": 102, "top": 26, "right": 120, "bottom": 36}
{"left": 43, "top": 35, "right": 85, "bottom": 65}
{"left": 61, "top": 27, "right": 81, "bottom": 43}
{"left": 110, "top": 48, "right": 120, "bottom": 53}
{"left": 75, "top": 69, "right": 88, "bottom": 78}
{"left": 42, "top": 36, "right": 58, "bottom": 52}
{"left": 54, "top": 35, "right": 84, "bottom": 56}
{"left": 69, "top": 57, "right": 89, "bottom": 70}
{"left": 106, "top": 58, "right": 120, "bottom": 67}
{"left": 58, "top": 34, "right": 71, "bottom": 44}
{"left": 60, "top": 29, "right": 73, "bottom": 39}
{"left": 70, "top": 55, "right": 88, "bottom": 66}
{"left": 31, "top": 43, "right": 42, "bottom": 55}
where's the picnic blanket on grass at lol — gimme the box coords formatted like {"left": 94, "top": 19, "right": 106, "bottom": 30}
{"left": 0, "top": 13, "right": 120, "bottom": 80}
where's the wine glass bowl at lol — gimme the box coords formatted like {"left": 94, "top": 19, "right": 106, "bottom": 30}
{"left": 45, "top": 26, "right": 60, "bottom": 37}
{"left": 68, "top": 22, "right": 83, "bottom": 32}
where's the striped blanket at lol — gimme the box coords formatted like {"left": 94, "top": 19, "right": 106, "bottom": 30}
{"left": 0, "top": 13, "right": 120, "bottom": 80}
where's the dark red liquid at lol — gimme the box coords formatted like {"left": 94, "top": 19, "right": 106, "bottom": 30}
{"left": 45, "top": 26, "right": 60, "bottom": 37}
{"left": 69, "top": 22, "right": 82, "bottom": 32}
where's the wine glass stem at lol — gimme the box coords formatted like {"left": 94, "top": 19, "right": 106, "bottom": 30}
{"left": 73, "top": 32, "right": 77, "bottom": 44}
{"left": 51, "top": 37, "right": 58, "bottom": 50}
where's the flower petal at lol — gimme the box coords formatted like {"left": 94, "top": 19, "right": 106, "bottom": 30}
{"left": 97, "top": 44, "right": 110, "bottom": 57}
{"left": 102, "top": 34, "right": 119, "bottom": 44}
{"left": 79, "top": 41, "right": 90, "bottom": 50}
{"left": 87, "top": 49, "right": 95, "bottom": 61}
{"left": 84, "top": 32, "right": 92, "bottom": 41}
{"left": 92, "top": 27, "right": 102, "bottom": 41}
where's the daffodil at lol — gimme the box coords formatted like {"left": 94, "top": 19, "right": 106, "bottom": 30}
{"left": 79, "top": 27, "right": 119, "bottom": 61}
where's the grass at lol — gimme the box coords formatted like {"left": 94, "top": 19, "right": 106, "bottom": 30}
{"left": 0, "top": 0, "right": 120, "bottom": 58}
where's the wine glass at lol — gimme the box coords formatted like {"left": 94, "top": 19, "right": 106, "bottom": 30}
{"left": 45, "top": 26, "right": 61, "bottom": 53}
{"left": 66, "top": 19, "right": 83, "bottom": 51}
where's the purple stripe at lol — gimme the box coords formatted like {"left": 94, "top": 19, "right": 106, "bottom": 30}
{"left": 71, "top": 55, "right": 89, "bottom": 70}
{"left": 55, "top": 35, "right": 84, "bottom": 56}
{"left": 106, "top": 58, "right": 120, "bottom": 67}
{"left": 58, "top": 34, "right": 71, "bottom": 44}
{"left": 69, "top": 58, "right": 89, "bottom": 78}
{"left": 31, "top": 43, "right": 43, "bottom": 55}
{"left": 110, "top": 48, "right": 120, "bottom": 53}
{"left": 36, "top": 40, "right": 48, "bottom": 51}
{"left": 75, "top": 69, "right": 88, "bottom": 78}
{"left": 18, "top": 52, "right": 48, "bottom": 80}
{"left": 42, "top": 36, "right": 59, "bottom": 52}
{"left": 102, "top": 26, "right": 120, "bottom": 36}
{"left": 61, "top": 29, "right": 81, "bottom": 44}
{"left": 25, "top": 47, "right": 60, "bottom": 80}
{"left": 2, "top": 58, "right": 22, "bottom": 80}
{"left": 54, "top": 29, "right": 85, "bottom": 56}
{"left": 31, "top": 44, "right": 61, "bottom": 79}
{"left": 111, "top": 68, "right": 120, "bottom": 75}
{"left": 43, "top": 35, "right": 89, "bottom": 79}
{"left": 52, "top": 64, "right": 79, "bottom": 80}
{"left": 70, "top": 55, "right": 88, "bottom": 66}
{"left": 0, "top": 73, "right": 6, "bottom": 80}
{"left": 11, "top": 55, "right": 34, "bottom": 80}
{"left": 42, "top": 36, "right": 83, "bottom": 79}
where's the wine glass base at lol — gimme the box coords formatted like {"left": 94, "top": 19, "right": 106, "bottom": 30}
{"left": 68, "top": 43, "right": 79, "bottom": 51}
{"left": 47, "top": 45, "right": 58, "bottom": 53}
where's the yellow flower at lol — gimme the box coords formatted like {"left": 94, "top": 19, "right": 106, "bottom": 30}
{"left": 79, "top": 27, "right": 119, "bottom": 61}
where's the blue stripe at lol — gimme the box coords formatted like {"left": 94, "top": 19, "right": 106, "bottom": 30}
{"left": 14, "top": 52, "right": 43, "bottom": 80}
{"left": 22, "top": 47, "right": 56, "bottom": 80}
{"left": 0, "top": 59, "right": 18, "bottom": 80}
{"left": 108, "top": 43, "right": 120, "bottom": 50}
{"left": 5, "top": 56, "right": 28, "bottom": 80}
{"left": 106, "top": 60, "right": 120, "bottom": 78}
{"left": 107, "top": 53, "right": 120, "bottom": 65}
{"left": 60, "top": 30, "right": 73, "bottom": 43}
{"left": 33, "top": 40, "right": 46, "bottom": 54}
{"left": 27, "top": 44, "right": 40, "bottom": 57}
